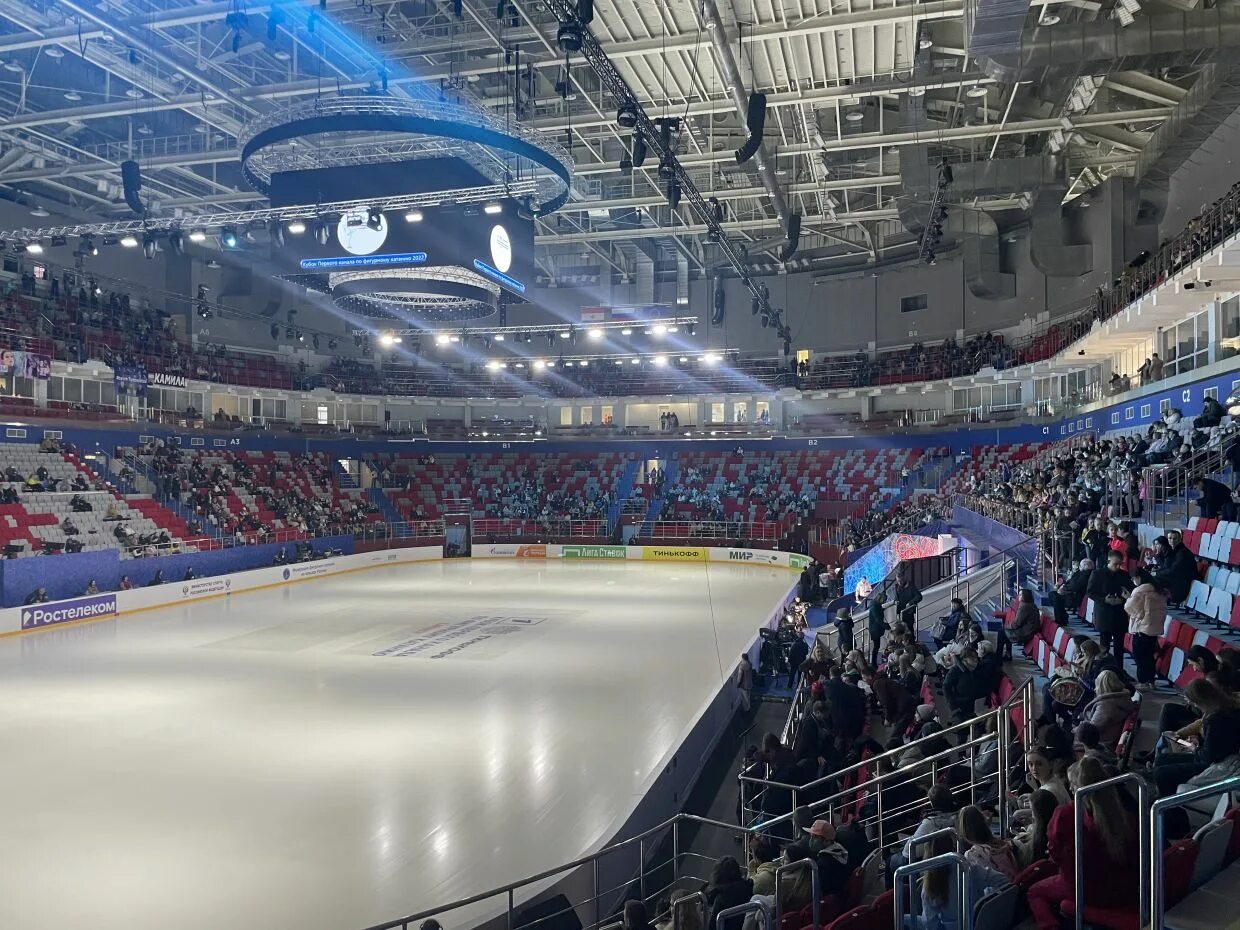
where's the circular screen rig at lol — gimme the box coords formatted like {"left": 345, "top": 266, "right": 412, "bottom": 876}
{"left": 241, "top": 93, "right": 572, "bottom": 324}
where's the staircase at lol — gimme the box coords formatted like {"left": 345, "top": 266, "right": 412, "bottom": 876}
{"left": 118, "top": 448, "right": 225, "bottom": 539}
{"left": 368, "top": 486, "right": 405, "bottom": 524}
{"left": 334, "top": 459, "right": 360, "bottom": 489}
{"left": 639, "top": 459, "right": 678, "bottom": 537}
{"left": 607, "top": 458, "right": 641, "bottom": 529}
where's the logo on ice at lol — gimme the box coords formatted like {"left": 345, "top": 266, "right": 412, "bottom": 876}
{"left": 21, "top": 593, "right": 118, "bottom": 629}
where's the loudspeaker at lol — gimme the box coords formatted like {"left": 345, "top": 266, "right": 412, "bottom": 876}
{"left": 735, "top": 92, "right": 767, "bottom": 164}
{"left": 120, "top": 159, "right": 144, "bottom": 216}
{"left": 712, "top": 279, "right": 726, "bottom": 325}
{"left": 779, "top": 212, "right": 802, "bottom": 262}
{"left": 632, "top": 133, "right": 648, "bottom": 169}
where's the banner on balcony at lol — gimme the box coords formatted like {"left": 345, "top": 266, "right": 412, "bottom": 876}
{"left": 114, "top": 365, "right": 149, "bottom": 396}
{"left": 0, "top": 350, "right": 51, "bottom": 379}
{"left": 149, "top": 372, "right": 189, "bottom": 389}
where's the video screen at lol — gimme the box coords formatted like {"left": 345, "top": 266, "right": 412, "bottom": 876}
{"left": 279, "top": 202, "right": 535, "bottom": 298}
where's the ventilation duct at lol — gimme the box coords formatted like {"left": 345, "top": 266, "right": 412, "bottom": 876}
{"left": 1029, "top": 173, "right": 1094, "bottom": 278}
{"left": 981, "top": 7, "right": 1240, "bottom": 81}
{"left": 1137, "top": 61, "right": 1240, "bottom": 192}
{"left": 634, "top": 251, "right": 655, "bottom": 305}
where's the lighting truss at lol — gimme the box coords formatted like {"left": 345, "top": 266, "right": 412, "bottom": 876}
{"left": 0, "top": 183, "right": 541, "bottom": 242}
{"left": 351, "top": 315, "right": 700, "bottom": 337}
{"left": 538, "top": 0, "right": 777, "bottom": 321}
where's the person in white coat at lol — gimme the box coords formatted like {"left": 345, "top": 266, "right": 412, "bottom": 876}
{"left": 1125, "top": 568, "right": 1167, "bottom": 691}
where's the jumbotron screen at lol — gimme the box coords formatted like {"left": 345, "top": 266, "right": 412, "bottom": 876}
{"left": 279, "top": 202, "right": 536, "bottom": 298}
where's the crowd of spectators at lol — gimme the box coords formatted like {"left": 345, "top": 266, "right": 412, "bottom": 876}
{"left": 141, "top": 442, "right": 379, "bottom": 541}
{"left": 665, "top": 461, "right": 815, "bottom": 523}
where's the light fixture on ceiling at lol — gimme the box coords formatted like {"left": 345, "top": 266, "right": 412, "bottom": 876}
{"left": 119, "top": 234, "right": 139, "bottom": 248}
{"left": 918, "top": 36, "right": 933, "bottom": 49}
{"left": 136, "top": 124, "right": 153, "bottom": 135}
{"left": 193, "top": 124, "right": 208, "bottom": 133}
{"left": 652, "top": 355, "right": 667, "bottom": 366}
{"left": 44, "top": 47, "right": 64, "bottom": 59}
{"left": 483, "top": 202, "right": 503, "bottom": 215}
{"left": 1039, "top": 10, "right": 1060, "bottom": 24}
{"left": 907, "top": 85, "right": 926, "bottom": 97}
{"left": 205, "top": 258, "right": 220, "bottom": 269}
{"left": 493, "top": 333, "right": 505, "bottom": 342}
{"left": 587, "top": 328, "right": 603, "bottom": 340}
{"left": 286, "top": 220, "right": 306, "bottom": 235}
{"left": 24, "top": 241, "right": 43, "bottom": 254}
{"left": 966, "top": 84, "right": 988, "bottom": 98}
{"left": 845, "top": 108, "right": 865, "bottom": 122}
{"left": 273, "top": 49, "right": 291, "bottom": 61}
{"left": 620, "top": 327, "right": 632, "bottom": 336}
{"left": 404, "top": 209, "right": 424, "bottom": 223}
{"left": 63, "top": 90, "right": 81, "bottom": 101}
{"left": 188, "top": 229, "right": 207, "bottom": 242}
{"left": 29, "top": 203, "right": 48, "bottom": 217}
{"left": 125, "top": 88, "right": 144, "bottom": 99}
{"left": 3, "top": 62, "right": 23, "bottom": 73}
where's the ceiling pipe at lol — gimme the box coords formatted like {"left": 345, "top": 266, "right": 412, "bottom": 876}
{"left": 698, "top": 0, "right": 794, "bottom": 238}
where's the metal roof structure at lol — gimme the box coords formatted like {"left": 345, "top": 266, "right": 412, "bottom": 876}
{"left": 0, "top": 0, "right": 1217, "bottom": 282}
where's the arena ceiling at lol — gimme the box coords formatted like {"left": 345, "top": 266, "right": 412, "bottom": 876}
{"left": 0, "top": 0, "right": 1217, "bottom": 281}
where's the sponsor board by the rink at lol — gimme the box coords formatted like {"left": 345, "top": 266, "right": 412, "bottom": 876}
{"left": 21, "top": 593, "right": 118, "bottom": 629}
{"left": 181, "top": 577, "right": 232, "bottom": 599}
{"left": 726, "top": 550, "right": 782, "bottom": 565}
{"left": 561, "top": 545, "right": 627, "bottom": 560}
{"left": 640, "top": 546, "right": 707, "bottom": 562}
{"left": 475, "top": 544, "right": 549, "bottom": 558}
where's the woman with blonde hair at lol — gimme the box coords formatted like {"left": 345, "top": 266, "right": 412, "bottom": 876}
{"left": 1075, "top": 670, "right": 1132, "bottom": 748}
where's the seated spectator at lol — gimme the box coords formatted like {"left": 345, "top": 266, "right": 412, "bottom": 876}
{"left": 746, "top": 838, "right": 778, "bottom": 896}
{"left": 917, "top": 832, "right": 1008, "bottom": 930}
{"left": 892, "top": 785, "right": 958, "bottom": 876}
{"left": 119, "top": 575, "right": 133, "bottom": 590}
{"left": 704, "top": 857, "right": 753, "bottom": 930}
{"left": 61, "top": 517, "right": 79, "bottom": 536}
{"left": 1056, "top": 565, "right": 1096, "bottom": 629}
{"left": 933, "top": 597, "right": 968, "bottom": 647}
{"left": 83, "top": 579, "right": 99, "bottom": 595}
{"left": 1006, "top": 588, "right": 1041, "bottom": 655}
{"left": 1027, "top": 757, "right": 1138, "bottom": 930}
{"left": 776, "top": 843, "right": 815, "bottom": 913}
{"left": 1154, "top": 529, "right": 1197, "bottom": 605}
{"left": 146, "top": 570, "right": 164, "bottom": 587}
{"left": 1012, "top": 788, "right": 1058, "bottom": 869}
{"left": 803, "top": 820, "right": 851, "bottom": 896}
{"left": 957, "top": 805, "right": 1018, "bottom": 881}
{"left": 1075, "top": 671, "right": 1132, "bottom": 749}
{"left": 623, "top": 900, "right": 654, "bottom": 930}
{"left": 23, "top": 586, "right": 49, "bottom": 605}
{"left": 1073, "top": 721, "right": 1118, "bottom": 771}
{"left": 69, "top": 493, "right": 92, "bottom": 512}
{"left": 1153, "top": 678, "right": 1240, "bottom": 796}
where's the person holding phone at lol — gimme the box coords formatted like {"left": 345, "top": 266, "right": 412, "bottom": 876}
{"left": 1152, "top": 678, "right": 1240, "bottom": 796}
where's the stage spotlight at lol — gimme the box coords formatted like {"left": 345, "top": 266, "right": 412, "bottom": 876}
{"left": 588, "top": 328, "right": 603, "bottom": 340}
{"left": 493, "top": 333, "right": 505, "bottom": 342}
{"left": 24, "top": 241, "right": 42, "bottom": 254}
{"left": 404, "top": 209, "right": 424, "bottom": 223}
{"left": 80, "top": 235, "right": 99, "bottom": 256}
{"left": 219, "top": 227, "right": 239, "bottom": 249}
{"left": 556, "top": 22, "right": 582, "bottom": 53}
{"left": 197, "top": 285, "right": 209, "bottom": 301}
{"left": 483, "top": 202, "right": 503, "bottom": 215}
{"left": 119, "top": 234, "right": 138, "bottom": 248}
{"left": 287, "top": 220, "right": 306, "bottom": 235}
{"left": 667, "top": 179, "right": 681, "bottom": 210}
{"left": 616, "top": 103, "right": 638, "bottom": 128}
{"left": 268, "top": 220, "right": 285, "bottom": 249}
{"left": 312, "top": 221, "right": 329, "bottom": 245}
{"left": 435, "top": 334, "right": 450, "bottom": 345}
{"left": 188, "top": 229, "right": 206, "bottom": 243}
{"left": 167, "top": 230, "right": 184, "bottom": 255}
{"left": 619, "top": 153, "right": 633, "bottom": 176}
{"left": 658, "top": 153, "right": 675, "bottom": 180}
{"left": 367, "top": 207, "right": 383, "bottom": 230}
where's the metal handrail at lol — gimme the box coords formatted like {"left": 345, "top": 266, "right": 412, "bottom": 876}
{"left": 907, "top": 827, "right": 959, "bottom": 862}
{"left": 1072, "top": 772, "right": 1150, "bottom": 930}
{"left": 713, "top": 900, "right": 770, "bottom": 930}
{"left": 773, "top": 859, "right": 820, "bottom": 930}
{"left": 893, "top": 852, "right": 973, "bottom": 930}
{"left": 1148, "top": 775, "right": 1240, "bottom": 930}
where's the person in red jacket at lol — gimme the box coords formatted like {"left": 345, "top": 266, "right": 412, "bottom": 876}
{"left": 1026, "top": 756, "right": 1139, "bottom": 930}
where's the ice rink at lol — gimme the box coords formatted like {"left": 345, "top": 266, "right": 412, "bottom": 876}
{"left": 0, "top": 558, "right": 794, "bottom": 930}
